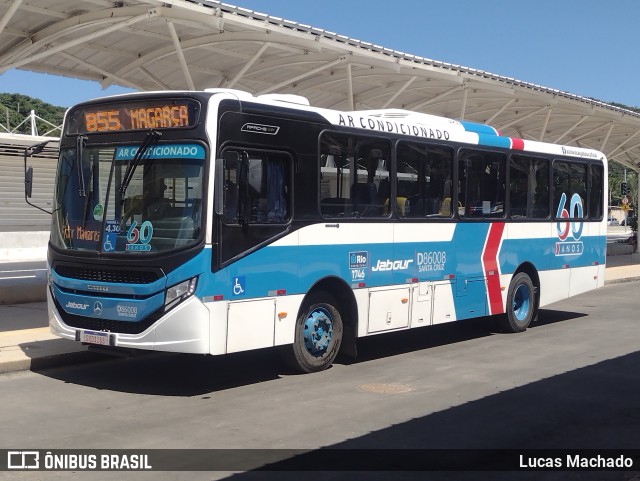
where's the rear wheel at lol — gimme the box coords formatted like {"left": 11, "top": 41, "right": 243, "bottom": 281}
{"left": 282, "top": 291, "right": 343, "bottom": 373}
{"left": 499, "top": 272, "right": 536, "bottom": 333}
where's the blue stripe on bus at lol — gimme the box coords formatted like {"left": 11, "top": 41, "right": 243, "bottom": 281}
{"left": 476, "top": 133, "right": 512, "bottom": 149}
{"left": 459, "top": 121, "right": 499, "bottom": 136}
{"left": 52, "top": 224, "right": 606, "bottom": 323}
{"left": 198, "top": 224, "right": 605, "bottom": 303}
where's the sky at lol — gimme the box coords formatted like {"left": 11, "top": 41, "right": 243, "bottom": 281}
{"left": 1, "top": 0, "right": 639, "bottom": 109}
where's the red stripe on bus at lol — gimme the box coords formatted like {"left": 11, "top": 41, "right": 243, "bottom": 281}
{"left": 482, "top": 222, "right": 505, "bottom": 315}
{"left": 511, "top": 138, "right": 525, "bottom": 150}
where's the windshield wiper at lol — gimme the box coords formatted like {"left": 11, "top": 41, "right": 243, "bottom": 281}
{"left": 73, "top": 135, "right": 96, "bottom": 226}
{"left": 82, "top": 185, "right": 94, "bottom": 228}
{"left": 76, "top": 135, "right": 88, "bottom": 197}
{"left": 119, "top": 130, "right": 162, "bottom": 197}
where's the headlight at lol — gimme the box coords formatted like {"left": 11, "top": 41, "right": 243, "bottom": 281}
{"left": 165, "top": 276, "right": 198, "bottom": 311}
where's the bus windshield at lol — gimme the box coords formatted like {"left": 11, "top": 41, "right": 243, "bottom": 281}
{"left": 51, "top": 142, "right": 205, "bottom": 254}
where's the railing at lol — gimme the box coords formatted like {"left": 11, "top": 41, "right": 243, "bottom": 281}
{"left": 0, "top": 109, "right": 62, "bottom": 137}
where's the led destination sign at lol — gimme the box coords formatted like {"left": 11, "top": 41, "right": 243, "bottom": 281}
{"left": 66, "top": 99, "right": 200, "bottom": 135}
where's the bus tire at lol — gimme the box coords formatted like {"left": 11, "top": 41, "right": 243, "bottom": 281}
{"left": 499, "top": 272, "right": 536, "bottom": 333}
{"left": 282, "top": 291, "right": 343, "bottom": 373}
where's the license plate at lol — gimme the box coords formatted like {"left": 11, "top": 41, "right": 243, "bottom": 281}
{"left": 80, "top": 330, "right": 110, "bottom": 346}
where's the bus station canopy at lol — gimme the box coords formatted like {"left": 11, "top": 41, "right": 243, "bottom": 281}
{"left": 2, "top": 0, "right": 640, "bottom": 172}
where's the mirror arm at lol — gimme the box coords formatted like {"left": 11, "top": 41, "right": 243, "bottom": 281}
{"left": 24, "top": 144, "right": 53, "bottom": 215}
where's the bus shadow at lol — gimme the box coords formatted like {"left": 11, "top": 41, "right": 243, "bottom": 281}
{"left": 340, "top": 316, "right": 493, "bottom": 365}
{"left": 36, "top": 309, "right": 589, "bottom": 397}
{"left": 339, "top": 308, "right": 588, "bottom": 366}
{"left": 37, "top": 348, "right": 285, "bottom": 397}
{"left": 532, "top": 308, "right": 588, "bottom": 327}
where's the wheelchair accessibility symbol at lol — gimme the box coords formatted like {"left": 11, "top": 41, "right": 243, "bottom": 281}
{"left": 103, "top": 237, "right": 115, "bottom": 252}
{"left": 232, "top": 277, "right": 246, "bottom": 296}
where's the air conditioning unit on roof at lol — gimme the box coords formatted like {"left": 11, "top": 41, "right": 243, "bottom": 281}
{"left": 257, "top": 94, "right": 310, "bottom": 106}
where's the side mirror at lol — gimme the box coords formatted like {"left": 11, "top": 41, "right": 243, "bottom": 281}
{"left": 25, "top": 166, "right": 34, "bottom": 199}
{"left": 23, "top": 143, "right": 53, "bottom": 215}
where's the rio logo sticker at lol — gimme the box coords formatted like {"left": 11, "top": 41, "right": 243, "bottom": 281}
{"left": 126, "top": 221, "right": 153, "bottom": 251}
{"left": 349, "top": 251, "right": 368, "bottom": 281}
{"left": 555, "top": 192, "right": 584, "bottom": 256}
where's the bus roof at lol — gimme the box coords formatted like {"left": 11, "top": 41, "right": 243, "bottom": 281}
{"left": 74, "top": 88, "right": 607, "bottom": 162}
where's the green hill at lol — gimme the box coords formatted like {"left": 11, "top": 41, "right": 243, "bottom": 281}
{"left": 0, "top": 93, "right": 65, "bottom": 136}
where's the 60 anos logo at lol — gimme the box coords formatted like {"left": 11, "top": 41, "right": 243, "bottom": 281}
{"left": 555, "top": 192, "right": 584, "bottom": 256}
{"left": 126, "top": 221, "right": 153, "bottom": 252}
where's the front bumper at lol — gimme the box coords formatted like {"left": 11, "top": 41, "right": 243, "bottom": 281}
{"left": 48, "top": 289, "right": 211, "bottom": 354}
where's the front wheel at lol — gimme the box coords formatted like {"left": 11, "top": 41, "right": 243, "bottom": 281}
{"left": 499, "top": 272, "right": 537, "bottom": 333}
{"left": 281, "top": 291, "right": 343, "bottom": 373}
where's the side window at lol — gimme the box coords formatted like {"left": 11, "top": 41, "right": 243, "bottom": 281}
{"left": 459, "top": 149, "right": 506, "bottom": 219}
{"left": 396, "top": 142, "right": 453, "bottom": 218}
{"left": 319, "top": 132, "right": 390, "bottom": 218}
{"left": 589, "top": 164, "right": 604, "bottom": 220}
{"left": 553, "top": 161, "right": 587, "bottom": 219}
{"left": 221, "top": 149, "right": 291, "bottom": 225}
{"left": 509, "top": 155, "right": 550, "bottom": 219}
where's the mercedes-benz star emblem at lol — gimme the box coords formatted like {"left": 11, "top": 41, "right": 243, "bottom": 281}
{"left": 93, "top": 301, "right": 103, "bottom": 316}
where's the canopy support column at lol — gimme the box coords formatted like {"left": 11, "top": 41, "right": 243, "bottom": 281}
{"left": 167, "top": 19, "right": 195, "bottom": 90}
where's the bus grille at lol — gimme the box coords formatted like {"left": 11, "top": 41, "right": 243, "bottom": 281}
{"left": 54, "top": 265, "right": 160, "bottom": 284}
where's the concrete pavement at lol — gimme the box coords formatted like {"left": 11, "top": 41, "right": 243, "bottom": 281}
{"left": 0, "top": 260, "right": 47, "bottom": 304}
{"left": 1, "top": 253, "right": 639, "bottom": 375}
{"left": 604, "top": 251, "right": 640, "bottom": 284}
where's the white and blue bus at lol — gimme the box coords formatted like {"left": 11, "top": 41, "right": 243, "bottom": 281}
{"left": 38, "top": 89, "right": 607, "bottom": 372}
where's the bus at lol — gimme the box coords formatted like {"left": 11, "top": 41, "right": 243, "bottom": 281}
{"left": 31, "top": 88, "right": 607, "bottom": 373}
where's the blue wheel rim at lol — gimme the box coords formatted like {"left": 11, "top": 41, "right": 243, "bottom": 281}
{"left": 513, "top": 284, "right": 531, "bottom": 322}
{"left": 303, "top": 306, "right": 333, "bottom": 357}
